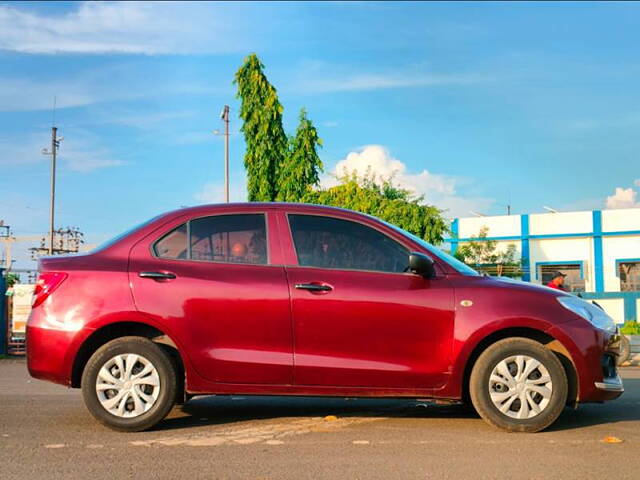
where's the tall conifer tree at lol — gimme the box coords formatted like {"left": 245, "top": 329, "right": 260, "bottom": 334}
{"left": 234, "top": 54, "right": 287, "bottom": 201}
{"left": 277, "top": 108, "right": 323, "bottom": 202}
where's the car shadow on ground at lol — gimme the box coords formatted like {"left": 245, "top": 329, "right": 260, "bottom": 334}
{"left": 156, "top": 396, "right": 460, "bottom": 432}
{"left": 153, "top": 378, "right": 640, "bottom": 433}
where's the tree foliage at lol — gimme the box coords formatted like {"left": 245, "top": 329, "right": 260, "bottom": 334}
{"left": 234, "top": 54, "right": 448, "bottom": 245}
{"left": 454, "top": 226, "right": 522, "bottom": 277}
{"left": 234, "top": 54, "right": 288, "bottom": 201}
{"left": 304, "top": 172, "right": 448, "bottom": 244}
{"left": 4, "top": 272, "right": 19, "bottom": 288}
{"left": 277, "top": 108, "right": 323, "bottom": 202}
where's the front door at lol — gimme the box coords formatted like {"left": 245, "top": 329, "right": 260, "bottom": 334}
{"left": 284, "top": 214, "right": 455, "bottom": 390}
{"left": 130, "top": 212, "right": 293, "bottom": 385}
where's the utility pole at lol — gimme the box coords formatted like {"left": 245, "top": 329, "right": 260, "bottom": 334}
{"left": 0, "top": 221, "right": 12, "bottom": 270}
{"left": 42, "top": 127, "right": 63, "bottom": 255}
{"left": 49, "top": 127, "right": 58, "bottom": 255}
{"left": 221, "top": 105, "right": 230, "bottom": 203}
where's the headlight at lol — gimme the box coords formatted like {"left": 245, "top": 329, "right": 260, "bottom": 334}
{"left": 557, "top": 296, "right": 616, "bottom": 333}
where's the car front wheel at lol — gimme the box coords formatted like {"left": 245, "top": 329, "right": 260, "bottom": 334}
{"left": 469, "top": 337, "right": 568, "bottom": 433}
{"left": 81, "top": 336, "right": 177, "bottom": 432}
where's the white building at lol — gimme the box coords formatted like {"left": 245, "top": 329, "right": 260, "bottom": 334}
{"left": 447, "top": 208, "right": 640, "bottom": 325}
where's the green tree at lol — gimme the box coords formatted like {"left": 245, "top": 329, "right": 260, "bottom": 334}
{"left": 454, "top": 226, "right": 522, "bottom": 277}
{"left": 233, "top": 55, "right": 448, "bottom": 244}
{"left": 277, "top": 108, "right": 323, "bottom": 202}
{"left": 234, "top": 54, "right": 288, "bottom": 201}
{"left": 304, "top": 172, "right": 448, "bottom": 244}
{"left": 4, "top": 272, "right": 19, "bottom": 288}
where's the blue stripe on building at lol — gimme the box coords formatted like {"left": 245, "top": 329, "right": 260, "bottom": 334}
{"left": 520, "top": 214, "right": 530, "bottom": 282}
{"left": 450, "top": 218, "right": 459, "bottom": 255}
{"left": 592, "top": 210, "right": 604, "bottom": 293}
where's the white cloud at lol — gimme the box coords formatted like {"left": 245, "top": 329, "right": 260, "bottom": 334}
{"left": 190, "top": 146, "right": 494, "bottom": 217}
{"left": 62, "top": 148, "right": 125, "bottom": 173}
{"left": 322, "top": 145, "right": 493, "bottom": 217}
{"left": 301, "top": 72, "right": 489, "bottom": 93}
{"left": 101, "top": 109, "right": 197, "bottom": 130}
{"left": 606, "top": 186, "right": 640, "bottom": 209}
{"left": 2, "top": 131, "right": 124, "bottom": 173}
{"left": 0, "top": 2, "right": 256, "bottom": 55}
{"left": 0, "top": 65, "right": 221, "bottom": 112}
{"left": 635, "top": 179, "right": 640, "bottom": 188}
{"left": 287, "top": 58, "right": 492, "bottom": 94}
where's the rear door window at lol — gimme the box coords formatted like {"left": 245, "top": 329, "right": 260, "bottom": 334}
{"left": 153, "top": 214, "right": 267, "bottom": 265}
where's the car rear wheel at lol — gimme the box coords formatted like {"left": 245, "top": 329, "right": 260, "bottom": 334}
{"left": 469, "top": 337, "right": 568, "bottom": 433}
{"left": 81, "top": 336, "right": 177, "bottom": 432}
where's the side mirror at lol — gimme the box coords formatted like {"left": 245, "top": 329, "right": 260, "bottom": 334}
{"left": 408, "top": 252, "right": 436, "bottom": 279}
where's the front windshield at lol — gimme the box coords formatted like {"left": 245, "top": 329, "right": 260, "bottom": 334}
{"left": 383, "top": 221, "right": 480, "bottom": 276}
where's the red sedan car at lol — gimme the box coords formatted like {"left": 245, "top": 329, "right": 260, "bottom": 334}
{"left": 27, "top": 203, "right": 623, "bottom": 432}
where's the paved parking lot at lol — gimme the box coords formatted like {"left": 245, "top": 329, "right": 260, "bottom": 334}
{"left": 1, "top": 359, "right": 640, "bottom": 479}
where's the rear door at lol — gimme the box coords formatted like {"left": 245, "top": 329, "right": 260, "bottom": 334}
{"left": 283, "top": 212, "right": 455, "bottom": 390}
{"left": 129, "top": 211, "right": 293, "bottom": 385}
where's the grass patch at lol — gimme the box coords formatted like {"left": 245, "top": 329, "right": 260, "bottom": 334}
{"left": 620, "top": 321, "right": 640, "bottom": 335}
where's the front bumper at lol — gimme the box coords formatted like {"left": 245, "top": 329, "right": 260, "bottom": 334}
{"left": 595, "top": 375, "right": 624, "bottom": 393}
{"left": 548, "top": 320, "right": 624, "bottom": 403}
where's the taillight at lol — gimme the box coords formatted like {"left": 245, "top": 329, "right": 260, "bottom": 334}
{"left": 32, "top": 272, "right": 67, "bottom": 308}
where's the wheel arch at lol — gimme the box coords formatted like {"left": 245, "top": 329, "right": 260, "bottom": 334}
{"left": 71, "top": 321, "right": 186, "bottom": 401}
{"left": 460, "top": 327, "right": 579, "bottom": 406}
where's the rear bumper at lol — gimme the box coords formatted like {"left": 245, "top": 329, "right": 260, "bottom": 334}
{"left": 26, "top": 323, "right": 90, "bottom": 387}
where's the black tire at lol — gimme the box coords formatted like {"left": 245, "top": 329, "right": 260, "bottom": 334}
{"left": 617, "top": 335, "right": 631, "bottom": 366}
{"left": 469, "top": 337, "right": 568, "bottom": 433}
{"left": 81, "top": 336, "right": 177, "bottom": 432}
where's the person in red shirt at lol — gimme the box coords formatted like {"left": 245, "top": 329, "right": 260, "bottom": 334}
{"left": 546, "top": 271, "right": 567, "bottom": 291}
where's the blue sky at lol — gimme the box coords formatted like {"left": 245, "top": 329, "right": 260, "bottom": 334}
{"left": 2, "top": 1, "right": 640, "bottom": 268}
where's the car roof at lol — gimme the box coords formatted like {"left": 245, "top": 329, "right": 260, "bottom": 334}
{"left": 161, "top": 202, "right": 366, "bottom": 219}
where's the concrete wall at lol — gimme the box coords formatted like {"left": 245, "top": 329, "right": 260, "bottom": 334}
{"left": 529, "top": 211, "right": 592, "bottom": 236}
{"left": 457, "top": 214, "right": 520, "bottom": 239}
{"left": 602, "top": 207, "right": 640, "bottom": 232}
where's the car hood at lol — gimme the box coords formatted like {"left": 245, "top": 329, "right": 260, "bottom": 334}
{"left": 476, "top": 275, "right": 572, "bottom": 298}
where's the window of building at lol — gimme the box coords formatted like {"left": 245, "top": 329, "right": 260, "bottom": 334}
{"left": 537, "top": 263, "right": 585, "bottom": 292}
{"left": 288, "top": 214, "right": 408, "bottom": 273}
{"left": 154, "top": 214, "right": 267, "bottom": 265}
{"left": 618, "top": 261, "right": 640, "bottom": 292}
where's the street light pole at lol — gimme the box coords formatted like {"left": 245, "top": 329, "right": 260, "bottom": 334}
{"left": 221, "top": 105, "right": 230, "bottom": 203}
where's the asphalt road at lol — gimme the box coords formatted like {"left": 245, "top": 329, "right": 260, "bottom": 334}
{"left": 1, "top": 359, "right": 640, "bottom": 479}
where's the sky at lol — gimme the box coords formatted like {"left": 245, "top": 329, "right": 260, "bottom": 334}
{"left": 1, "top": 1, "right": 640, "bottom": 269}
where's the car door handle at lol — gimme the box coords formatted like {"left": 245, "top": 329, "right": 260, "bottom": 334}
{"left": 294, "top": 283, "right": 333, "bottom": 292}
{"left": 139, "top": 271, "right": 177, "bottom": 280}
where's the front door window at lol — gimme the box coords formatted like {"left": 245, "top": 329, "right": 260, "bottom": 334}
{"left": 288, "top": 214, "right": 408, "bottom": 273}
